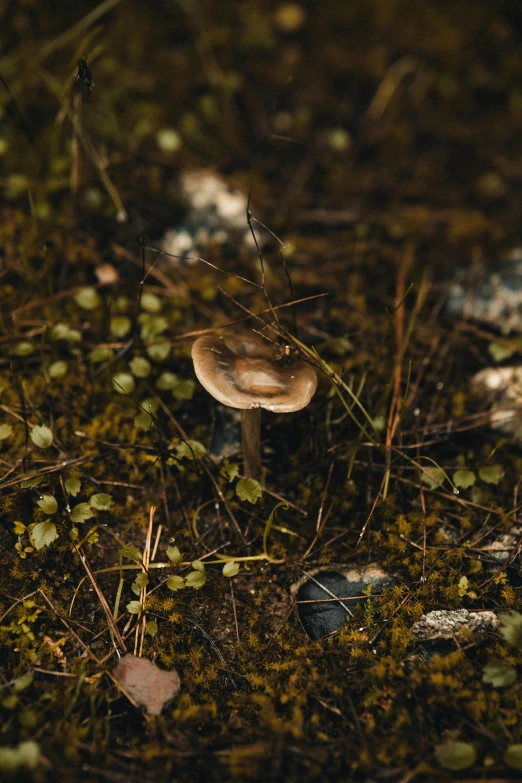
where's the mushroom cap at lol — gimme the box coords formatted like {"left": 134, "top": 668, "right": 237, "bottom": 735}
{"left": 191, "top": 333, "right": 317, "bottom": 412}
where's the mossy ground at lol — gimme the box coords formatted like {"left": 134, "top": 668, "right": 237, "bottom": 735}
{"left": 1, "top": 1, "right": 522, "bottom": 780}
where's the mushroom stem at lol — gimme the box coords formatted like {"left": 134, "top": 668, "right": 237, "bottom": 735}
{"left": 241, "top": 408, "right": 262, "bottom": 481}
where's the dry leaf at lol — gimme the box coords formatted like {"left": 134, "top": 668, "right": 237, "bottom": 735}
{"left": 112, "top": 654, "right": 181, "bottom": 715}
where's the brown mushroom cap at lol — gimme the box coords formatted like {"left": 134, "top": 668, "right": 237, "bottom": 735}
{"left": 192, "top": 333, "right": 317, "bottom": 413}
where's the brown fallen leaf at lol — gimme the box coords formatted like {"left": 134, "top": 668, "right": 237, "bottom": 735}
{"left": 112, "top": 654, "right": 181, "bottom": 715}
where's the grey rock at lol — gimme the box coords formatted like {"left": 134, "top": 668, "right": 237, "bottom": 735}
{"left": 471, "top": 365, "right": 522, "bottom": 436}
{"left": 446, "top": 250, "right": 522, "bottom": 333}
{"left": 291, "top": 563, "right": 394, "bottom": 640}
{"left": 161, "top": 168, "right": 268, "bottom": 262}
{"left": 411, "top": 609, "right": 499, "bottom": 642}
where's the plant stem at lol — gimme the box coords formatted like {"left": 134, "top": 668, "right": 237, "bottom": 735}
{"left": 241, "top": 408, "right": 262, "bottom": 480}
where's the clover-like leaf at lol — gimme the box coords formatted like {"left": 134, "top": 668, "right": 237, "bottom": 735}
{"left": 236, "top": 478, "right": 263, "bottom": 504}
{"left": 51, "top": 324, "right": 81, "bottom": 343}
{"left": 74, "top": 288, "right": 101, "bottom": 310}
{"left": 13, "top": 672, "right": 33, "bottom": 692}
{"left": 145, "top": 620, "right": 158, "bottom": 637}
{"left": 48, "top": 360, "right": 68, "bottom": 379}
{"left": 220, "top": 463, "right": 239, "bottom": 482}
{"left": 478, "top": 465, "right": 503, "bottom": 485}
{"left": 172, "top": 379, "right": 195, "bottom": 401}
{"left": 12, "top": 341, "right": 34, "bottom": 356}
{"left": 70, "top": 503, "right": 95, "bottom": 524}
{"left": 109, "top": 317, "right": 128, "bottom": 339}
{"left": 146, "top": 340, "right": 171, "bottom": 362}
{"left": 453, "top": 470, "right": 475, "bottom": 489}
{"left": 482, "top": 659, "right": 517, "bottom": 688}
{"left": 420, "top": 466, "right": 445, "bottom": 489}
{"left": 488, "top": 341, "right": 514, "bottom": 362}
{"left": 223, "top": 561, "right": 240, "bottom": 577}
{"left": 166, "top": 545, "right": 182, "bottom": 565}
{"left": 140, "top": 315, "right": 169, "bottom": 340}
{"left": 0, "top": 423, "right": 13, "bottom": 440}
{"left": 31, "top": 521, "right": 57, "bottom": 550}
{"left": 191, "top": 560, "right": 205, "bottom": 572}
{"left": 89, "top": 348, "right": 114, "bottom": 364}
{"left": 89, "top": 493, "right": 114, "bottom": 510}
{"left": 166, "top": 575, "right": 185, "bottom": 591}
{"left": 140, "top": 292, "right": 162, "bottom": 313}
{"left": 112, "top": 372, "right": 135, "bottom": 394}
{"left": 156, "top": 372, "right": 179, "bottom": 390}
{"left": 504, "top": 744, "right": 522, "bottom": 771}
{"left": 37, "top": 495, "right": 58, "bottom": 515}
{"left": 436, "top": 741, "right": 476, "bottom": 771}
{"left": 20, "top": 471, "right": 44, "bottom": 489}
{"left": 185, "top": 570, "right": 207, "bottom": 588}
{"left": 120, "top": 545, "right": 142, "bottom": 563}
{"left": 129, "top": 356, "right": 151, "bottom": 378}
{"left": 176, "top": 440, "right": 206, "bottom": 460}
{"left": 30, "top": 425, "right": 53, "bottom": 449}
{"left": 65, "top": 477, "right": 81, "bottom": 497}
{"left": 126, "top": 601, "right": 142, "bottom": 615}
{"left": 499, "top": 612, "right": 522, "bottom": 648}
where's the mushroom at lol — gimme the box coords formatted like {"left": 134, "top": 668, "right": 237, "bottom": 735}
{"left": 191, "top": 332, "right": 317, "bottom": 480}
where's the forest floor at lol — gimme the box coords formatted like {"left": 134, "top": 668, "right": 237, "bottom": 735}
{"left": 2, "top": 1, "right": 522, "bottom": 781}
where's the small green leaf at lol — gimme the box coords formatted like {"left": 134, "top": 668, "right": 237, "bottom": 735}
{"left": 126, "top": 601, "right": 142, "bottom": 614}
{"left": 504, "top": 744, "right": 522, "bottom": 771}
{"left": 30, "top": 425, "right": 53, "bottom": 449}
{"left": 13, "top": 672, "right": 33, "bottom": 692}
{"left": 482, "top": 659, "right": 518, "bottom": 688}
{"left": 453, "top": 470, "right": 475, "bottom": 489}
{"left": 112, "top": 372, "right": 135, "bottom": 395}
{"left": 140, "top": 315, "right": 169, "bottom": 339}
{"left": 48, "top": 360, "right": 68, "bottom": 379}
{"left": 134, "top": 572, "right": 149, "bottom": 587}
{"left": 129, "top": 356, "right": 151, "bottom": 378}
{"left": 166, "top": 575, "right": 185, "bottom": 591}
{"left": 89, "top": 493, "right": 114, "bottom": 510}
{"left": 478, "top": 465, "right": 503, "bottom": 485}
{"left": 0, "top": 740, "right": 40, "bottom": 771}
{"left": 420, "top": 466, "right": 445, "bottom": 489}
{"left": 146, "top": 340, "right": 171, "bottom": 361}
{"left": 185, "top": 570, "right": 207, "bottom": 588}
{"left": 488, "top": 341, "right": 514, "bottom": 362}
{"left": 223, "top": 561, "right": 240, "bottom": 577}
{"left": 236, "top": 478, "right": 263, "bottom": 504}
{"left": 51, "top": 324, "right": 81, "bottom": 343}
{"left": 37, "top": 495, "right": 58, "bottom": 514}
{"left": 140, "top": 292, "right": 162, "bottom": 313}
{"left": 176, "top": 440, "right": 206, "bottom": 460}
{"left": 89, "top": 347, "right": 113, "bottom": 362}
{"left": 0, "top": 423, "right": 13, "bottom": 440}
{"left": 436, "top": 741, "right": 476, "bottom": 771}
{"left": 220, "top": 463, "right": 239, "bottom": 482}
{"left": 191, "top": 560, "right": 205, "bottom": 572}
{"left": 65, "top": 477, "right": 81, "bottom": 497}
{"left": 499, "top": 612, "right": 522, "bottom": 648}
{"left": 74, "top": 288, "right": 101, "bottom": 310}
{"left": 156, "top": 371, "right": 179, "bottom": 390}
{"left": 31, "top": 521, "right": 57, "bottom": 549}
{"left": 120, "top": 545, "right": 142, "bottom": 563}
{"left": 12, "top": 341, "right": 34, "bottom": 356}
{"left": 110, "top": 316, "right": 132, "bottom": 337}
{"left": 145, "top": 620, "right": 158, "bottom": 637}
{"left": 166, "top": 545, "right": 182, "bottom": 565}
{"left": 20, "top": 471, "right": 44, "bottom": 489}
{"left": 172, "top": 379, "right": 195, "bottom": 401}
{"left": 70, "top": 503, "right": 95, "bottom": 524}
